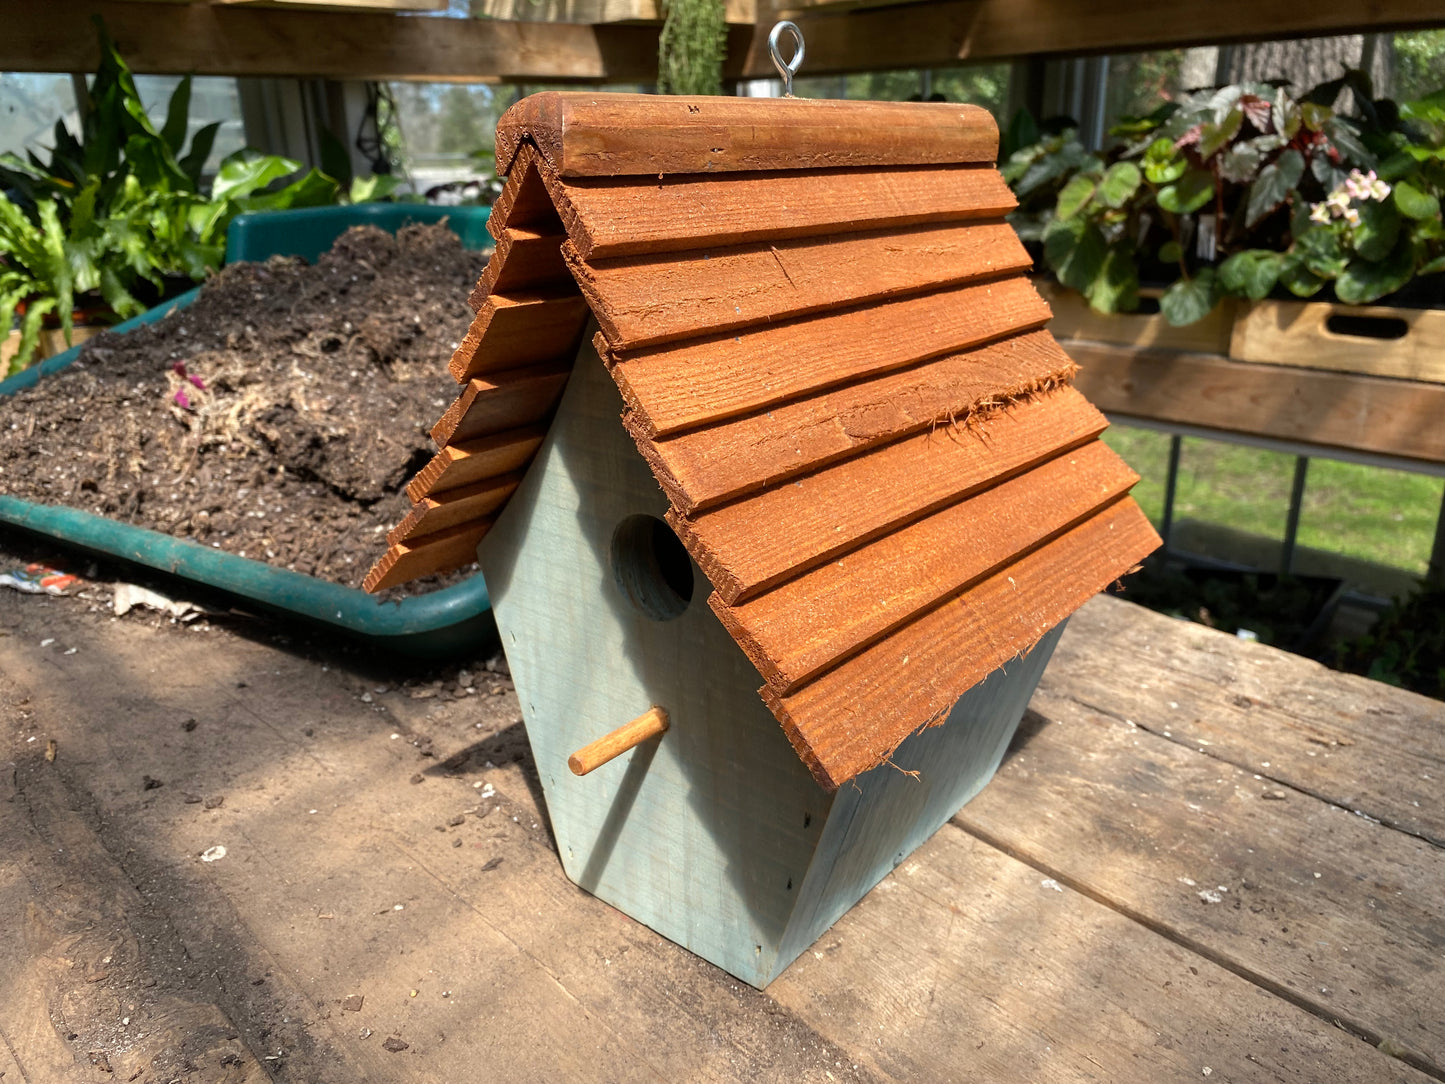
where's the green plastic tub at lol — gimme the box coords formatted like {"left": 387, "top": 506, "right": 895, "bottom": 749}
{"left": 0, "top": 204, "right": 496, "bottom": 658}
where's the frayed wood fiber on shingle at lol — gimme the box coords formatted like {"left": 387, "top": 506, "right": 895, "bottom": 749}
{"left": 763, "top": 498, "right": 1161, "bottom": 790}
{"left": 628, "top": 331, "right": 1080, "bottom": 515}
{"left": 669, "top": 387, "right": 1107, "bottom": 605}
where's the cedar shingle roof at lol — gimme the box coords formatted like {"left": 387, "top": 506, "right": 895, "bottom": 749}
{"left": 364, "top": 92, "right": 1161, "bottom": 790}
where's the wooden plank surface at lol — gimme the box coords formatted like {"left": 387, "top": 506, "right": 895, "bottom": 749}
{"left": 477, "top": 227, "right": 571, "bottom": 297}
{"left": 633, "top": 332, "right": 1078, "bottom": 514}
{"left": 549, "top": 165, "right": 1016, "bottom": 260}
{"left": 1042, "top": 596, "right": 1445, "bottom": 848}
{"left": 1069, "top": 341, "right": 1445, "bottom": 465}
{"left": 747, "top": 0, "right": 1445, "bottom": 78}
{"left": 472, "top": 0, "right": 755, "bottom": 24}
{"left": 766, "top": 497, "right": 1161, "bottom": 789}
{"left": 769, "top": 821, "right": 1437, "bottom": 1084}
{"left": 387, "top": 473, "right": 520, "bottom": 545}
{"left": 612, "top": 278, "right": 1054, "bottom": 438}
{"left": 407, "top": 425, "right": 545, "bottom": 501}
{"left": 673, "top": 388, "right": 1107, "bottom": 605}
{"left": 569, "top": 221, "right": 1031, "bottom": 351}
{"left": 483, "top": 146, "right": 559, "bottom": 249}
{"left": 955, "top": 600, "right": 1445, "bottom": 1075}
{"left": 1039, "top": 279, "right": 1237, "bottom": 355}
{"left": 2, "top": 0, "right": 666, "bottom": 81}
{"left": 1230, "top": 299, "right": 1445, "bottom": 383}
{"left": 449, "top": 292, "right": 590, "bottom": 383}
{"left": 4, "top": 535, "right": 1441, "bottom": 1083}
{"left": 715, "top": 440, "right": 1139, "bottom": 693}
{"left": 495, "top": 92, "right": 1000, "bottom": 177}
{"left": 362, "top": 518, "right": 491, "bottom": 591}
{"left": 431, "top": 361, "right": 572, "bottom": 447}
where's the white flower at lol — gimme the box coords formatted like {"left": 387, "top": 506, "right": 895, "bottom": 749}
{"left": 1343, "top": 206, "right": 1361, "bottom": 227}
{"left": 1309, "top": 202, "right": 1332, "bottom": 224}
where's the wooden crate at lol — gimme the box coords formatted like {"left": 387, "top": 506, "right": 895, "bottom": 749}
{"left": 1037, "top": 279, "right": 1237, "bottom": 356}
{"left": 1230, "top": 299, "right": 1445, "bottom": 383}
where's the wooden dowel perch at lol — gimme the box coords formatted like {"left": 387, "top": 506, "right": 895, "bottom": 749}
{"left": 568, "top": 707, "right": 669, "bottom": 776}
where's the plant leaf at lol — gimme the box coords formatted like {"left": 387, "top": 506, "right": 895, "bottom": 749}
{"left": 1157, "top": 240, "right": 1183, "bottom": 264}
{"left": 1157, "top": 170, "right": 1214, "bottom": 215}
{"left": 1096, "top": 161, "right": 1142, "bottom": 210}
{"left": 1043, "top": 216, "right": 1107, "bottom": 295}
{"left": 1055, "top": 173, "right": 1097, "bottom": 220}
{"left": 1335, "top": 235, "right": 1416, "bottom": 304}
{"left": 1218, "top": 250, "right": 1283, "bottom": 300}
{"left": 1142, "top": 137, "right": 1186, "bottom": 185}
{"left": 1324, "top": 116, "right": 1374, "bottom": 167}
{"left": 1160, "top": 267, "right": 1219, "bottom": 326}
{"left": 1393, "top": 180, "right": 1440, "bottom": 221}
{"left": 1245, "top": 148, "right": 1304, "bottom": 227}
{"left": 211, "top": 150, "right": 303, "bottom": 202}
{"left": 1294, "top": 226, "right": 1350, "bottom": 278}
{"left": 1085, "top": 246, "right": 1140, "bottom": 313}
{"left": 1278, "top": 254, "right": 1325, "bottom": 297}
{"left": 1353, "top": 199, "right": 1402, "bottom": 263}
{"left": 161, "top": 76, "right": 192, "bottom": 154}
{"left": 178, "top": 122, "right": 220, "bottom": 188}
{"left": 1198, "top": 108, "right": 1243, "bottom": 160}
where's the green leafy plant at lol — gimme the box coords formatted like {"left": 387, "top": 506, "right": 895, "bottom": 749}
{"left": 1004, "top": 75, "right": 1445, "bottom": 324}
{"left": 1, "top": 18, "right": 402, "bottom": 375}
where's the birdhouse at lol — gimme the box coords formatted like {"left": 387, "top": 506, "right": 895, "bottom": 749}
{"left": 365, "top": 92, "right": 1161, "bottom": 988}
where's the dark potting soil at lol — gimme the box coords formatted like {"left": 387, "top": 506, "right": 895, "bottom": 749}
{"left": 0, "top": 224, "right": 489, "bottom": 596}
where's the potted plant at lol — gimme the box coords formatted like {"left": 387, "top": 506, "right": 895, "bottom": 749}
{"left": 0, "top": 19, "right": 404, "bottom": 377}
{"left": 1004, "top": 73, "right": 1445, "bottom": 362}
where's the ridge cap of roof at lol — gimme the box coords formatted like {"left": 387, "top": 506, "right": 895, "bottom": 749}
{"left": 495, "top": 91, "right": 1000, "bottom": 179}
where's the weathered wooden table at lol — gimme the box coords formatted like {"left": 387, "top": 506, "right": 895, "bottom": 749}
{"left": 1, "top": 580, "right": 1440, "bottom": 1083}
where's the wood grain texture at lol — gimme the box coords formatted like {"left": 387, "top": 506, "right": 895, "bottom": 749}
{"left": 958, "top": 634, "right": 1445, "bottom": 1073}
{"left": 672, "top": 388, "right": 1108, "bottom": 605}
{"left": 715, "top": 441, "right": 1139, "bottom": 693}
{"left": 1070, "top": 341, "right": 1445, "bottom": 464}
{"left": 632, "top": 330, "right": 1079, "bottom": 514}
{"left": 472, "top": 226, "right": 571, "bottom": 301}
{"left": 612, "top": 277, "right": 1053, "bottom": 438}
{"left": 362, "top": 519, "right": 491, "bottom": 592}
{"left": 406, "top": 425, "right": 546, "bottom": 501}
{"left": 2, "top": 0, "right": 666, "bottom": 81}
{"left": 495, "top": 92, "right": 999, "bottom": 177}
{"left": 387, "top": 472, "right": 521, "bottom": 545}
{"left": 1038, "top": 279, "right": 1237, "bottom": 355}
{"left": 568, "top": 220, "right": 1031, "bottom": 351}
{"left": 484, "top": 144, "right": 560, "bottom": 247}
{"left": 475, "top": 335, "right": 1058, "bottom": 985}
{"left": 431, "top": 361, "right": 573, "bottom": 447}
{"left": 547, "top": 165, "right": 1016, "bottom": 259}
{"left": 770, "top": 818, "right": 1438, "bottom": 1084}
{"left": 1230, "top": 299, "right": 1445, "bottom": 383}
{"left": 1042, "top": 595, "right": 1445, "bottom": 848}
{"left": 741, "top": 0, "right": 1445, "bottom": 78}
{"left": 767, "top": 497, "right": 1161, "bottom": 789}
{"left": 567, "top": 706, "right": 669, "bottom": 776}
{"left": 449, "top": 291, "right": 590, "bottom": 383}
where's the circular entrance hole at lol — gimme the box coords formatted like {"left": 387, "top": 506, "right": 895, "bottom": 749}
{"left": 610, "top": 514, "right": 694, "bottom": 621}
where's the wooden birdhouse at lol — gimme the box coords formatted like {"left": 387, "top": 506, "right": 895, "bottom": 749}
{"left": 365, "top": 92, "right": 1161, "bottom": 988}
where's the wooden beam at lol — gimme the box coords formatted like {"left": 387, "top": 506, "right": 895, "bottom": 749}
{"left": 746, "top": 0, "right": 1445, "bottom": 77}
{"left": 1, "top": 0, "right": 666, "bottom": 82}
{"left": 1068, "top": 340, "right": 1445, "bottom": 466}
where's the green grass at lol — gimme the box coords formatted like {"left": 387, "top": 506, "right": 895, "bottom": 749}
{"left": 1101, "top": 425, "right": 1444, "bottom": 578}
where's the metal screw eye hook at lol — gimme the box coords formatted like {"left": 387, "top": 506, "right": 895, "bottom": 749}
{"left": 769, "top": 21, "right": 805, "bottom": 98}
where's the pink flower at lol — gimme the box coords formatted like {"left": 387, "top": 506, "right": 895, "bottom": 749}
{"left": 187, "top": 374, "right": 206, "bottom": 390}
{"left": 173, "top": 389, "right": 191, "bottom": 409}
{"left": 172, "top": 361, "right": 188, "bottom": 377}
